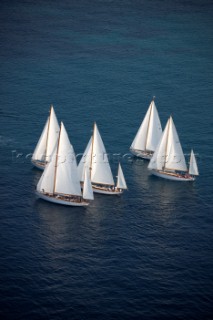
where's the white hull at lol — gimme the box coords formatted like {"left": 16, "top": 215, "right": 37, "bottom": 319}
{"left": 31, "top": 159, "right": 46, "bottom": 170}
{"left": 92, "top": 185, "right": 123, "bottom": 195}
{"left": 36, "top": 191, "right": 89, "bottom": 206}
{"left": 130, "top": 148, "right": 153, "bottom": 160}
{"left": 149, "top": 170, "right": 195, "bottom": 181}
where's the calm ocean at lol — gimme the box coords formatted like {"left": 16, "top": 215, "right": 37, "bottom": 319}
{"left": 0, "top": 0, "right": 213, "bottom": 319}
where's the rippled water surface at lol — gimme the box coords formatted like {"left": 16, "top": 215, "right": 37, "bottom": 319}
{"left": 0, "top": 0, "right": 213, "bottom": 319}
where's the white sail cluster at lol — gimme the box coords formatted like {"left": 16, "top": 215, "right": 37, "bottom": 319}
{"left": 130, "top": 97, "right": 198, "bottom": 181}
{"left": 148, "top": 116, "right": 199, "bottom": 181}
{"left": 33, "top": 107, "right": 127, "bottom": 205}
{"left": 33, "top": 98, "right": 199, "bottom": 207}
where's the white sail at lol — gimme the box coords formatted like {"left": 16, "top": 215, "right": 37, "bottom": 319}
{"left": 32, "top": 105, "right": 59, "bottom": 163}
{"left": 37, "top": 144, "right": 57, "bottom": 194}
{"left": 83, "top": 168, "right": 94, "bottom": 200}
{"left": 54, "top": 122, "right": 82, "bottom": 196}
{"left": 32, "top": 118, "right": 49, "bottom": 161}
{"left": 131, "top": 100, "right": 162, "bottom": 152}
{"left": 78, "top": 137, "right": 92, "bottom": 182}
{"left": 189, "top": 149, "right": 199, "bottom": 176}
{"left": 146, "top": 101, "right": 162, "bottom": 151}
{"left": 91, "top": 123, "right": 115, "bottom": 185}
{"left": 37, "top": 122, "right": 82, "bottom": 197}
{"left": 148, "top": 118, "right": 170, "bottom": 170}
{"left": 165, "top": 117, "right": 187, "bottom": 172}
{"left": 116, "top": 163, "right": 127, "bottom": 189}
{"left": 131, "top": 101, "right": 152, "bottom": 151}
{"left": 148, "top": 116, "right": 187, "bottom": 172}
{"left": 45, "top": 106, "right": 60, "bottom": 162}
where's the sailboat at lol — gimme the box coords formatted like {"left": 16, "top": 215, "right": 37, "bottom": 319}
{"left": 36, "top": 122, "right": 94, "bottom": 206}
{"left": 148, "top": 116, "right": 199, "bottom": 181}
{"left": 32, "top": 105, "right": 59, "bottom": 170}
{"left": 78, "top": 122, "right": 127, "bottom": 195}
{"left": 130, "top": 98, "right": 162, "bottom": 159}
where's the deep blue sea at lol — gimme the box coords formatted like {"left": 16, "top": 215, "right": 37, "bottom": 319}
{"left": 0, "top": 0, "right": 213, "bottom": 319}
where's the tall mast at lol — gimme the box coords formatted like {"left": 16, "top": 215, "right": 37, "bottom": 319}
{"left": 89, "top": 122, "right": 95, "bottom": 179}
{"left": 44, "top": 105, "right": 52, "bottom": 160}
{"left": 53, "top": 123, "right": 62, "bottom": 194}
{"left": 163, "top": 116, "right": 171, "bottom": 171}
{"left": 144, "top": 97, "right": 154, "bottom": 151}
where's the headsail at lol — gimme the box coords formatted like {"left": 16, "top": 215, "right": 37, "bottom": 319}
{"left": 32, "top": 118, "right": 49, "bottom": 161}
{"left": 83, "top": 168, "right": 94, "bottom": 200}
{"left": 116, "top": 163, "right": 127, "bottom": 189}
{"left": 78, "top": 137, "right": 92, "bottom": 182}
{"left": 189, "top": 149, "right": 199, "bottom": 176}
{"left": 36, "top": 144, "right": 57, "bottom": 194}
